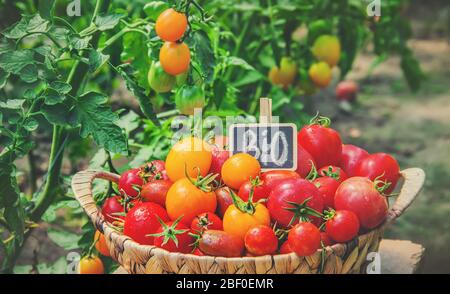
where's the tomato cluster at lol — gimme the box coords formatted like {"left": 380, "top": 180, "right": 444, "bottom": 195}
{"left": 268, "top": 34, "right": 342, "bottom": 92}
{"left": 96, "top": 117, "right": 400, "bottom": 258}
{"left": 147, "top": 8, "right": 206, "bottom": 115}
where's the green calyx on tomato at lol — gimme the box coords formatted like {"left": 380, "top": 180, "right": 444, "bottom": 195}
{"left": 149, "top": 216, "right": 188, "bottom": 247}
{"left": 284, "top": 197, "right": 323, "bottom": 227}
{"left": 320, "top": 166, "right": 341, "bottom": 181}
{"left": 148, "top": 61, "right": 176, "bottom": 93}
{"left": 185, "top": 166, "right": 218, "bottom": 193}
{"left": 229, "top": 189, "right": 259, "bottom": 215}
{"left": 373, "top": 174, "right": 392, "bottom": 195}
{"left": 305, "top": 160, "right": 319, "bottom": 181}
{"left": 309, "top": 113, "right": 331, "bottom": 128}
{"left": 175, "top": 84, "right": 206, "bottom": 115}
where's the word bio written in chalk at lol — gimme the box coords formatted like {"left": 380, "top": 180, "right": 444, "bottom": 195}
{"left": 229, "top": 124, "right": 298, "bottom": 170}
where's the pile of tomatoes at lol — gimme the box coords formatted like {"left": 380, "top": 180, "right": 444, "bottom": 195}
{"left": 92, "top": 116, "right": 400, "bottom": 262}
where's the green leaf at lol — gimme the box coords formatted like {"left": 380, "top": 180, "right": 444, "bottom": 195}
{"left": 47, "top": 227, "right": 81, "bottom": 250}
{"left": 49, "top": 81, "right": 72, "bottom": 94}
{"left": 0, "top": 68, "right": 9, "bottom": 89}
{"left": 36, "top": 257, "right": 68, "bottom": 274}
{"left": 94, "top": 13, "right": 125, "bottom": 31}
{"left": 3, "top": 14, "right": 50, "bottom": 39}
{"left": 401, "top": 49, "right": 425, "bottom": 92}
{"left": 143, "top": 1, "right": 169, "bottom": 21}
{"left": 129, "top": 146, "right": 153, "bottom": 167}
{"left": 117, "top": 110, "right": 140, "bottom": 135}
{"left": 42, "top": 199, "right": 80, "bottom": 223}
{"left": 89, "top": 149, "right": 108, "bottom": 169}
{"left": 23, "top": 117, "right": 39, "bottom": 132}
{"left": 117, "top": 65, "right": 160, "bottom": 126}
{"left": 19, "top": 64, "right": 38, "bottom": 83}
{"left": 74, "top": 92, "right": 128, "bottom": 154}
{"left": 38, "top": 0, "right": 56, "bottom": 20}
{"left": 0, "top": 50, "right": 35, "bottom": 74}
{"left": 69, "top": 35, "right": 92, "bottom": 50}
{"left": 0, "top": 99, "right": 25, "bottom": 110}
{"left": 44, "top": 88, "right": 65, "bottom": 105}
{"left": 41, "top": 102, "right": 76, "bottom": 126}
{"left": 187, "top": 30, "right": 215, "bottom": 84}
{"left": 226, "top": 56, "right": 255, "bottom": 71}
{"left": 88, "top": 49, "right": 109, "bottom": 73}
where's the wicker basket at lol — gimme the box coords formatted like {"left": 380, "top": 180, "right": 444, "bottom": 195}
{"left": 72, "top": 168, "right": 425, "bottom": 274}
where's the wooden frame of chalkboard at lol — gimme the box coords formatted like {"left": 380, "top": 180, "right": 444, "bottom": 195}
{"left": 228, "top": 123, "right": 298, "bottom": 171}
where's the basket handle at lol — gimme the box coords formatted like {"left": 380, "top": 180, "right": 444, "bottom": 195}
{"left": 385, "top": 168, "right": 425, "bottom": 225}
{"left": 71, "top": 170, "right": 120, "bottom": 232}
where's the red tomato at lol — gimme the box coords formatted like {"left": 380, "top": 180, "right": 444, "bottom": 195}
{"left": 340, "top": 144, "right": 369, "bottom": 177}
{"left": 140, "top": 180, "right": 172, "bottom": 207}
{"left": 279, "top": 241, "right": 293, "bottom": 254}
{"left": 123, "top": 202, "right": 169, "bottom": 245}
{"left": 320, "top": 232, "right": 334, "bottom": 247}
{"left": 153, "top": 218, "right": 193, "bottom": 253}
{"left": 237, "top": 177, "right": 269, "bottom": 202}
{"left": 356, "top": 153, "right": 400, "bottom": 194}
{"left": 325, "top": 210, "right": 360, "bottom": 243}
{"left": 296, "top": 145, "right": 317, "bottom": 178}
{"left": 335, "top": 177, "right": 388, "bottom": 229}
{"left": 101, "top": 195, "right": 125, "bottom": 223}
{"left": 192, "top": 248, "right": 205, "bottom": 256}
{"left": 336, "top": 80, "right": 358, "bottom": 102}
{"left": 288, "top": 222, "right": 321, "bottom": 256}
{"left": 244, "top": 225, "right": 278, "bottom": 256}
{"left": 141, "top": 160, "right": 169, "bottom": 181}
{"left": 318, "top": 165, "right": 348, "bottom": 183}
{"left": 267, "top": 178, "right": 324, "bottom": 228}
{"left": 260, "top": 170, "right": 300, "bottom": 192}
{"left": 190, "top": 212, "right": 223, "bottom": 233}
{"left": 118, "top": 168, "right": 144, "bottom": 198}
{"left": 313, "top": 176, "right": 340, "bottom": 209}
{"left": 215, "top": 187, "right": 234, "bottom": 218}
{"left": 198, "top": 230, "right": 244, "bottom": 257}
{"left": 209, "top": 144, "right": 229, "bottom": 181}
{"left": 297, "top": 117, "right": 342, "bottom": 168}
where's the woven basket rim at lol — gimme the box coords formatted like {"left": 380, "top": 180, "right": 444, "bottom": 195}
{"left": 72, "top": 168, "right": 425, "bottom": 262}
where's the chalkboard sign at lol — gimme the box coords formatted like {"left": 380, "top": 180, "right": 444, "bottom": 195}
{"left": 229, "top": 123, "right": 298, "bottom": 171}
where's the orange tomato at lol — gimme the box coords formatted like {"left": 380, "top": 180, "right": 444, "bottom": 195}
{"left": 78, "top": 256, "right": 104, "bottom": 274}
{"left": 223, "top": 200, "right": 270, "bottom": 240}
{"left": 221, "top": 153, "right": 261, "bottom": 190}
{"left": 268, "top": 57, "right": 297, "bottom": 89}
{"left": 94, "top": 230, "right": 110, "bottom": 257}
{"left": 311, "top": 35, "right": 341, "bottom": 67}
{"left": 165, "top": 177, "right": 217, "bottom": 225}
{"left": 309, "top": 62, "right": 332, "bottom": 88}
{"left": 159, "top": 42, "right": 190, "bottom": 75}
{"left": 155, "top": 8, "right": 187, "bottom": 42}
{"left": 165, "top": 136, "right": 212, "bottom": 182}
